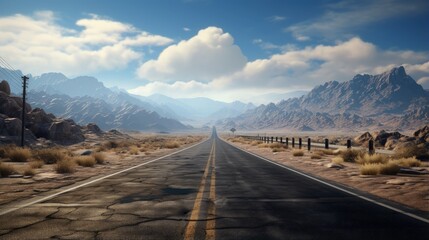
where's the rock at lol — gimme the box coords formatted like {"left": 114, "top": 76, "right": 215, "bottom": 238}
{"left": 373, "top": 130, "right": 404, "bottom": 147}
{"left": 354, "top": 132, "right": 373, "bottom": 145}
{"left": 85, "top": 123, "right": 103, "bottom": 135}
{"left": 27, "top": 108, "right": 53, "bottom": 138}
{"left": 74, "top": 150, "right": 93, "bottom": 156}
{"left": 325, "top": 163, "right": 344, "bottom": 169}
{"left": 8, "top": 174, "right": 24, "bottom": 178}
{"left": 4, "top": 118, "right": 22, "bottom": 136}
{"left": 385, "top": 139, "right": 398, "bottom": 150}
{"left": 49, "top": 120, "right": 85, "bottom": 145}
{"left": 413, "top": 125, "right": 429, "bottom": 142}
{"left": 399, "top": 168, "right": 429, "bottom": 175}
{"left": 0, "top": 91, "right": 22, "bottom": 118}
{"left": 386, "top": 179, "right": 407, "bottom": 185}
{"left": 0, "top": 80, "right": 11, "bottom": 95}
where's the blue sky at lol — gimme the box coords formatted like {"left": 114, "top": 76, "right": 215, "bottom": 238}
{"left": 0, "top": 0, "right": 428, "bottom": 103}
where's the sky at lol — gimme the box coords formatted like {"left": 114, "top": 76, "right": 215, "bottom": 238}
{"left": 0, "top": 0, "right": 428, "bottom": 103}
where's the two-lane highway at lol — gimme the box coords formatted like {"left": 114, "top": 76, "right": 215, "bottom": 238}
{"left": 0, "top": 130, "right": 428, "bottom": 239}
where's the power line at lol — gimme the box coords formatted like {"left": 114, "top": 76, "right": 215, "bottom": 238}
{"left": 0, "top": 67, "right": 22, "bottom": 90}
{"left": 0, "top": 56, "right": 23, "bottom": 80}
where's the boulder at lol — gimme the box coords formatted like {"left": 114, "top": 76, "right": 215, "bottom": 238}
{"left": 0, "top": 80, "right": 11, "bottom": 95}
{"left": 0, "top": 91, "right": 21, "bottom": 118}
{"left": 85, "top": 123, "right": 103, "bottom": 135}
{"left": 373, "top": 130, "right": 404, "bottom": 147}
{"left": 4, "top": 118, "right": 21, "bottom": 136}
{"left": 413, "top": 125, "right": 429, "bottom": 142}
{"left": 28, "top": 108, "right": 54, "bottom": 139}
{"left": 49, "top": 120, "right": 85, "bottom": 145}
{"left": 354, "top": 132, "right": 373, "bottom": 145}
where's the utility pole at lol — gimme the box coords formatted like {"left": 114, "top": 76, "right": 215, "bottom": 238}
{"left": 21, "top": 75, "right": 29, "bottom": 147}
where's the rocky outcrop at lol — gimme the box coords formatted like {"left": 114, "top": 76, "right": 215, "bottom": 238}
{"left": 0, "top": 80, "right": 91, "bottom": 145}
{"left": 414, "top": 125, "right": 429, "bottom": 143}
{"left": 354, "top": 132, "right": 373, "bottom": 145}
{"left": 0, "top": 80, "right": 11, "bottom": 95}
{"left": 373, "top": 130, "right": 405, "bottom": 147}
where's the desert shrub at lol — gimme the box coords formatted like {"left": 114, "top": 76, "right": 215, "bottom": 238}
{"left": 164, "top": 141, "right": 180, "bottom": 149}
{"left": 311, "top": 153, "right": 322, "bottom": 159}
{"left": 34, "top": 148, "right": 65, "bottom": 164}
{"left": 395, "top": 145, "right": 429, "bottom": 161}
{"left": 356, "top": 153, "right": 388, "bottom": 165}
{"left": 270, "top": 142, "right": 284, "bottom": 149}
{"left": 379, "top": 162, "right": 400, "bottom": 175}
{"left": 258, "top": 143, "right": 270, "bottom": 148}
{"left": 340, "top": 149, "right": 363, "bottom": 163}
{"left": 129, "top": 146, "right": 140, "bottom": 155}
{"left": 292, "top": 150, "right": 304, "bottom": 157}
{"left": 92, "top": 152, "right": 105, "bottom": 164}
{"left": 5, "top": 147, "right": 32, "bottom": 162}
{"left": 391, "top": 157, "right": 421, "bottom": 168}
{"left": 272, "top": 148, "right": 282, "bottom": 153}
{"left": 360, "top": 164, "right": 380, "bottom": 175}
{"left": 29, "top": 160, "right": 44, "bottom": 169}
{"left": 23, "top": 167, "right": 35, "bottom": 176}
{"left": 250, "top": 141, "right": 261, "bottom": 146}
{"left": 331, "top": 157, "right": 344, "bottom": 164}
{"left": 55, "top": 159, "right": 76, "bottom": 173}
{"left": 0, "top": 163, "right": 16, "bottom": 177}
{"left": 103, "top": 140, "right": 119, "bottom": 149}
{"left": 74, "top": 156, "right": 96, "bottom": 167}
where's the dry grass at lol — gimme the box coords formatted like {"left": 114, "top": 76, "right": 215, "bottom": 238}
{"left": 320, "top": 149, "right": 338, "bottom": 156}
{"left": 230, "top": 137, "right": 246, "bottom": 144}
{"left": 310, "top": 153, "right": 322, "bottom": 159}
{"left": 23, "top": 167, "right": 35, "bottom": 176}
{"left": 395, "top": 144, "right": 429, "bottom": 160}
{"left": 250, "top": 141, "right": 261, "bottom": 146}
{"left": 340, "top": 149, "right": 363, "bottom": 163}
{"left": 129, "top": 146, "right": 140, "bottom": 155}
{"left": 92, "top": 152, "right": 105, "bottom": 164}
{"left": 356, "top": 153, "right": 388, "bottom": 165}
{"left": 164, "top": 141, "right": 180, "bottom": 149}
{"left": 332, "top": 157, "right": 344, "bottom": 164}
{"left": 5, "top": 147, "right": 31, "bottom": 162}
{"left": 292, "top": 149, "right": 304, "bottom": 157}
{"left": 0, "top": 162, "right": 16, "bottom": 177}
{"left": 74, "top": 156, "right": 96, "bottom": 167}
{"left": 258, "top": 143, "right": 270, "bottom": 148}
{"left": 33, "top": 148, "right": 66, "bottom": 164}
{"left": 360, "top": 164, "right": 380, "bottom": 175}
{"left": 379, "top": 162, "right": 400, "bottom": 175}
{"left": 29, "top": 160, "right": 44, "bottom": 169}
{"left": 55, "top": 159, "right": 76, "bottom": 173}
{"left": 391, "top": 157, "right": 422, "bottom": 168}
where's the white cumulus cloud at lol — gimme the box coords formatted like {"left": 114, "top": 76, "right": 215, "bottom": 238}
{"left": 137, "top": 26, "right": 247, "bottom": 83}
{"left": 0, "top": 11, "right": 173, "bottom": 76}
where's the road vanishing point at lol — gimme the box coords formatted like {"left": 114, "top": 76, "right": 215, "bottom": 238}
{"left": 0, "top": 129, "right": 428, "bottom": 239}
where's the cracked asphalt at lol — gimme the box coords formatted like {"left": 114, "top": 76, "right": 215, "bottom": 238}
{"left": 0, "top": 131, "right": 428, "bottom": 240}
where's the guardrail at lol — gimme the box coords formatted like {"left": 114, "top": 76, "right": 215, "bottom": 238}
{"left": 236, "top": 135, "right": 395, "bottom": 155}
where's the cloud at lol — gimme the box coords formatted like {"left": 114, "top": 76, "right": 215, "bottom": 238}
{"left": 0, "top": 11, "right": 173, "bottom": 76}
{"left": 268, "top": 15, "right": 286, "bottom": 22}
{"left": 286, "top": 0, "right": 429, "bottom": 41}
{"left": 183, "top": 27, "right": 191, "bottom": 32}
{"left": 130, "top": 36, "right": 429, "bottom": 102}
{"left": 137, "top": 26, "right": 247, "bottom": 83}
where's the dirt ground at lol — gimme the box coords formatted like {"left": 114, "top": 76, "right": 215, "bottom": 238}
{"left": 226, "top": 139, "right": 429, "bottom": 212}
{"left": 0, "top": 133, "right": 206, "bottom": 206}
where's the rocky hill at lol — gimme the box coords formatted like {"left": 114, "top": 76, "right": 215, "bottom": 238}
{"left": 0, "top": 80, "right": 90, "bottom": 145}
{"left": 218, "top": 67, "right": 429, "bottom": 131}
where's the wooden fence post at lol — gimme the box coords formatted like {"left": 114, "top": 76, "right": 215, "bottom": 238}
{"left": 325, "top": 139, "right": 329, "bottom": 149}
{"left": 286, "top": 137, "right": 289, "bottom": 147}
{"left": 369, "top": 139, "right": 374, "bottom": 155}
{"left": 347, "top": 139, "right": 351, "bottom": 149}
{"left": 308, "top": 138, "right": 311, "bottom": 151}
{"left": 292, "top": 138, "right": 295, "bottom": 148}
{"left": 299, "top": 138, "right": 302, "bottom": 149}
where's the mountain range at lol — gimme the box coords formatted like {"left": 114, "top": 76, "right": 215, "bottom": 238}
{"left": 217, "top": 66, "right": 429, "bottom": 132}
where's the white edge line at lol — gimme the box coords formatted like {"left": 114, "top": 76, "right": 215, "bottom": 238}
{"left": 220, "top": 137, "right": 429, "bottom": 224}
{"left": 0, "top": 138, "right": 210, "bottom": 216}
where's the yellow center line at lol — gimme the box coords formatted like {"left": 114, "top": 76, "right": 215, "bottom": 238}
{"left": 205, "top": 140, "right": 216, "bottom": 240}
{"left": 184, "top": 141, "right": 215, "bottom": 240}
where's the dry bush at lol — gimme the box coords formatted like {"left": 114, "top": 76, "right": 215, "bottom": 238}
{"left": 0, "top": 162, "right": 16, "bottom": 177}
{"left": 29, "top": 160, "right": 44, "bottom": 169}
{"left": 391, "top": 157, "right": 421, "bottom": 168}
{"left": 129, "top": 146, "right": 140, "bottom": 155}
{"left": 23, "top": 167, "right": 35, "bottom": 176}
{"left": 230, "top": 137, "right": 246, "bottom": 144}
{"left": 74, "top": 156, "right": 96, "bottom": 167}
{"left": 5, "top": 147, "right": 31, "bottom": 162}
{"left": 360, "top": 164, "right": 380, "bottom": 175}
{"left": 258, "top": 143, "right": 270, "bottom": 148}
{"left": 395, "top": 145, "right": 429, "bottom": 160}
{"left": 92, "top": 152, "right": 105, "bottom": 164}
{"left": 311, "top": 153, "right": 322, "bottom": 159}
{"left": 250, "top": 141, "right": 261, "bottom": 146}
{"left": 103, "top": 140, "right": 119, "bottom": 149}
{"left": 292, "top": 150, "right": 304, "bottom": 157}
{"left": 332, "top": 157, "right": 344, "bottom": 164}
{"left": 164, "top": 141, "right": 180, "bottom": 149}
{"left": 357, "top": 153, "right": 388, "bottom": 165}
{"left": 34, "top": 148, "right": 66, "bottom": 164}
{"left": 379, "top": 162, "right": 401, "bottom": 175}
{"left": 55, "top": 159, "right": 76, "bottom": 173}
{"left": 340, "top": 149, "right": 363, "bottom": 163}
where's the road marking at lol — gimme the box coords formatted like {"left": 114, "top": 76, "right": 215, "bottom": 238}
{"left": 0, "top": 139, "right": 210, "bottom": 216}
{"left": 185, "top": 140, "right": 216, "bottom": 240}
{"left": 206, "top": 140, "right": 216, "bottom": 240}
{"left": 220, "top": 138, "right": 429, "bottom": 224}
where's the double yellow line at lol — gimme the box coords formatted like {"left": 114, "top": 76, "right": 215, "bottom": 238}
{"left": 184, "top": 140, "right": 217, "bottom": 240}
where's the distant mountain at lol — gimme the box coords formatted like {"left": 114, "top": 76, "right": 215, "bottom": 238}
{"left": 28, "top": 91, "right": 190, "bottom": 132}
{"left": 218, "top": 67, "right": 429, "bottom": 131}
{"left": 243, "top": 91, "right": 308, "bottom": 105}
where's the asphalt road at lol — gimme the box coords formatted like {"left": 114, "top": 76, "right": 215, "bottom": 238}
{"left": 0, "top": 131, "right": 428, "bottom": 239}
